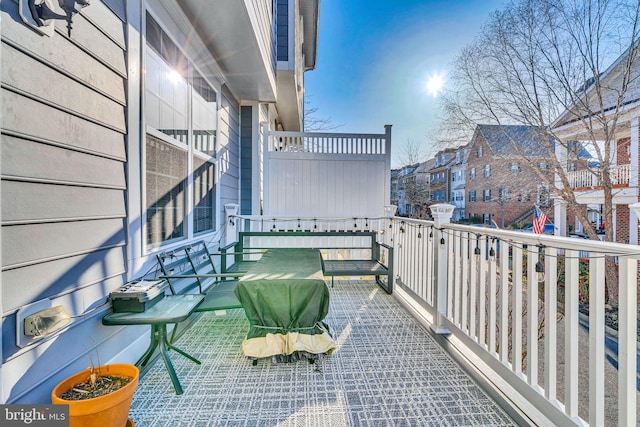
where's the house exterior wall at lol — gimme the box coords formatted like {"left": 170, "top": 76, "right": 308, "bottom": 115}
{"left": 1, "top": 0, "right": 131, "bottom": 403}
{"left": 1, "top": 0, "right": 310, "bottom": 404}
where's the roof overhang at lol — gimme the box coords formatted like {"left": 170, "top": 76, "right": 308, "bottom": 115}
{"left": 178, "top": 0, "right": 277, "bottom": 101}
{"left": 300, "top": 0, "right": 320, "bottom": 70}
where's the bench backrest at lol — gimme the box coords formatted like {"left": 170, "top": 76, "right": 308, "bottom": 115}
{"left": 227, "top": 231, "right": 381, "bottom": 263}
{"left": 157, "top": 241, "right": 218, "bottom": 294}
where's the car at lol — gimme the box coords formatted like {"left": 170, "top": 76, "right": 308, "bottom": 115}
{"left": 521, "top": 224, "right": 556, "bottom": 234}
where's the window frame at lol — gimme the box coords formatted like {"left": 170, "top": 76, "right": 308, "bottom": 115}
{"left": 142, "top": 10, "right": 220, "bottom": 250}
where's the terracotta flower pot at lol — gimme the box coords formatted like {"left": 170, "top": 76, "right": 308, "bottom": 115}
{"left": 51, "top": 364, "right": 139, "bottom": 427}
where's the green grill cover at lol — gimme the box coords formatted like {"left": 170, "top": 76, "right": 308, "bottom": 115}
{"left": 234, "top": 248, "right": 335, "bottom": 358}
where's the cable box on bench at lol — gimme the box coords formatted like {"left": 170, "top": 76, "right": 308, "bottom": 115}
{"left": 109, "top": 279, "right": 168, "bottom": 313}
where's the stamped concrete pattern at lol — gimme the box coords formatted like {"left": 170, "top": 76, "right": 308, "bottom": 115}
{"left": 130, "top": 280, "right": 515, "bottom": 426}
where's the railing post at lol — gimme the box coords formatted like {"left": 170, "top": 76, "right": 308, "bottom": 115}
{"left": 430, "top": 203, "right": 455, "bottom": 334}
{"left": 384, "top": 125, "right": 392, "bottom": 206}
{"left": 224, "top": 203, "right": 239, "bottom": 246}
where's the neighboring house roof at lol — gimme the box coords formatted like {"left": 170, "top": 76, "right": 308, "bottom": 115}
{"left": 475, "top": 124, "right": 553, "bottom": 157}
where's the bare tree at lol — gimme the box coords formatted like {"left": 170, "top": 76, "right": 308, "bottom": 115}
{"left": 397, "top": 139, "right": 429, "bottom": 167}
{"left": 440, "top": 0, "right": 640, "bottom": 303}
{"left": 303, "top": 95, "right": 342, "bottom": 131}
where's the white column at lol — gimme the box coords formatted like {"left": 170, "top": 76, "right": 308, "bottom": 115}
{"left": 630, "top": 117, "right": 638, "bottom": 187}
{"left": 553, "top": 197, "right": 567, "bottom": 236}
{"left": 630, "top": 203, "right": 640, "bottom": 245}
{"left": 630, "top": 118, "right": 639, "bottom": 245}
{"left": 429, "top": 203, "right": 455, "bottom": 334}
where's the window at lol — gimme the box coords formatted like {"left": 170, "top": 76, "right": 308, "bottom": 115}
{"left": 517, "top": 190, "right": 531, "bottom": 202}
{"left": 511, "top": 163, "right": 519, "bottom": 173}
{"left": 192, "top": 72, "right": 217, "bottom": 156}
{"left": 498, "top": 188, "right": 510, "bottom": 202}
{"left": 276, "top": 0, "right": 289, "bottom": 61}
{"left": 470, "top": 168, "right": 476, "bottom": 179}
{"left": 193, "top": 157, "right": 215, "bottom": 233}
{"left": 484, "top": 164, "right": 491, "bottom": 177}
{"left": 145, "top": 12, "right": 218, "bottom": 245}
{"left": 477, "top": 146, "right": 483, "bottom": 157}
{"left": 539, "top": 162, "right": 547, "bottom": 169}
{"left": 469, "top": 191, "right": 476, "bottom": 202}
{"left": 146, "top": 135, "right": 187, "bottom": 244}
{"left": 451, "top": 173, "right": 456, "bottom": 182}
{"left": 483, "top": 189, "right": 491, "bottom": 201}
{"left": 537, "top": 184, "right": 550, "bottom": 206}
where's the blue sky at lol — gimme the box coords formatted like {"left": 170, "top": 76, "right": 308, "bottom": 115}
{"left": 305, "top": 0, "right": 506, "bottom": 167}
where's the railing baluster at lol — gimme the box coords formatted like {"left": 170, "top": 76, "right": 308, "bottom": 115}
{"left": 543, "top": 246, "right": 557, "bottom": 401}
{"left": 478, "top": 236, "right": 487, "bottom": 348}
{"left": 589, "top": 254, "right": 605, "bottom": 426}
{"left": 488, "top": 238, "right": 497, "bottom": 355}
{"left": 512, "top": 244, "right": 523, "bottom": 374}
{"left": 526, "top": 246, "right": 539, "bottom": 388}
{"left": 453, "top": 231, "right": 462, "bottom": 327}
{"left": 469, "top": 234, "right": 478, "bottom": 338}
{"left": 461, "top": 231, "right": 469, "bottom": 335}
{"left": 618, "top": 256, "right": 637, "bottom": 426}
{"left": 564, "top": 250, "right": 579, "bottom": 419}
{"left": 447, "top": 230, "right": 456, "bottom": 321}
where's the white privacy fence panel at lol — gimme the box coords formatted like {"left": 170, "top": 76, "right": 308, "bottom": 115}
{"left": 263, "top": 128, "right": 392, "bottom": 218}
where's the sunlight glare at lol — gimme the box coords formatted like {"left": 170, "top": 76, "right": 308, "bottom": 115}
{"left": 426, "top": 72, "right": 445, "bottom": 97}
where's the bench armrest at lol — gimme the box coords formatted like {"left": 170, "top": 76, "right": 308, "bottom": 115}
{"left": 219, "top": 241, "right": 238, "bottom": 252}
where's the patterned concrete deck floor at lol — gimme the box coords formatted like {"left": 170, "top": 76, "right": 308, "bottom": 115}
{"left": 130, "top": 280, "right": 515, "bottom": 426}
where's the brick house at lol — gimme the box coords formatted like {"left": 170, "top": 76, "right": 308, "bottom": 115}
{"left": 429, "top": 149, "right": 456, "bottom": 206}
{"left": 465, "top": 125, "right": 554, "bottom": 228}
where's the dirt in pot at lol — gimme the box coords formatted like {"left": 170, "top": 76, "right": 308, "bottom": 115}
{"left": 60, "top": 370, "right": 133, "bottom": 401}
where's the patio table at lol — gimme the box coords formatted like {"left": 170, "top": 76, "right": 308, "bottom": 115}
{"left": 102, "top": 294, "right": 204, "bottom": 394}
{"left": 234, "top": 248, "right": 335, "bottom": 361}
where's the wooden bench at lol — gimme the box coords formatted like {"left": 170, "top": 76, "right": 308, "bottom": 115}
{"left": 221, "top": 231, "right": 394, "bottom": 294}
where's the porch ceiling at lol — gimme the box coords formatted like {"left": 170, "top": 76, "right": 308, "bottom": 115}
{"left": 129, "top": 281, "right": 515, "bottom": 425}
{"left": 178, "top": 0, "right": 277, "bottom": 102}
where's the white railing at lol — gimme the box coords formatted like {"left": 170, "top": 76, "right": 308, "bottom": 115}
{"left": 224, "top": 212, "right": 638, "bottom": 426}
{"left": 567, "top": 164, "right": 631, "bottom": 188}
{"left": 233, "top": 214, "right": 387, "bottom": 236}
{"left": 267, "top": 128, "right": 391, "bottom": 154}
{"left": 382, "top": 216, "right": 638, "bottom": 427}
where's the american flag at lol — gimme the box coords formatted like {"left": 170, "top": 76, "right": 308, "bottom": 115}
{"left": 533, "top": 205, "right": 548, "bottom": 234}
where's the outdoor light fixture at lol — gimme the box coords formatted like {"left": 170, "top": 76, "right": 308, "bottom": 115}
{"left": 535, "top": 260, "right": 545, "bottom": 282}
{"left": 23, "top": 0, "right": 89, "bottom": 37}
